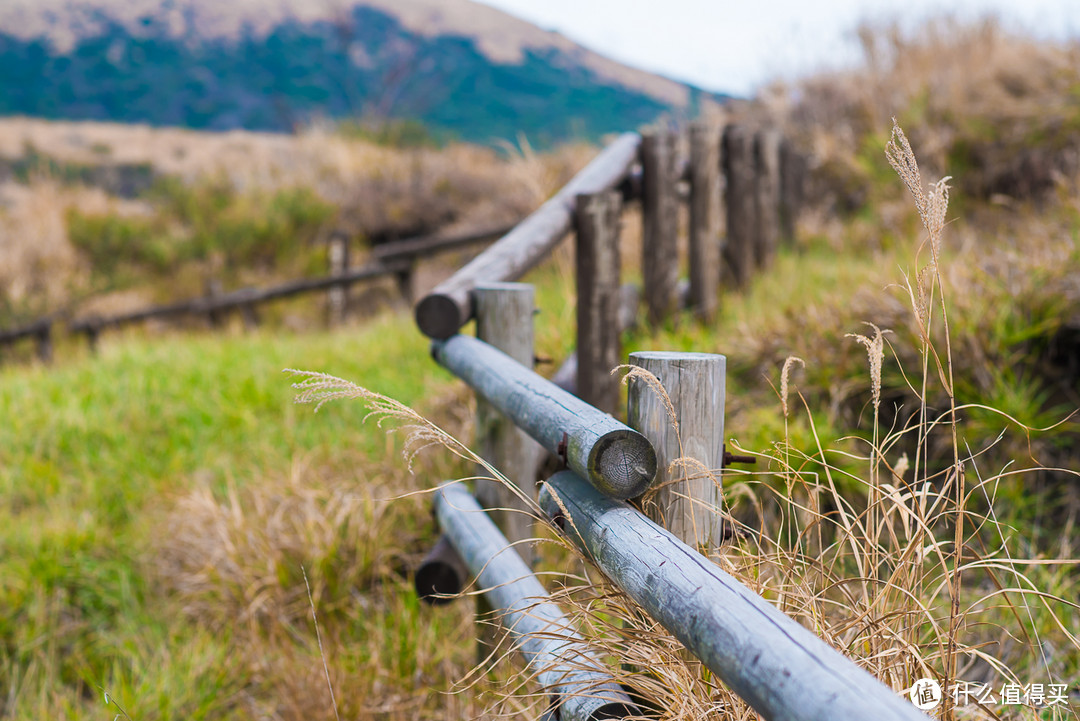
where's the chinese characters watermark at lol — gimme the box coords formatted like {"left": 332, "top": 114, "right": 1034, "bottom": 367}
{"left": 909, "top": 679, "right": 1070, "bottom": 711}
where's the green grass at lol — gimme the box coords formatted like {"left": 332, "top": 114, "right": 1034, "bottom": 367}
{"left": 3, "top": 188, "right": 1079, "bottom": 718}
{"left": 0, "top": 313, "right": 494, "bottom": 719}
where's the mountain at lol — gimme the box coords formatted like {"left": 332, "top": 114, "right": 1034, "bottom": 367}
{"left": 0, "top": 0, "right": 730, "bottom": 145}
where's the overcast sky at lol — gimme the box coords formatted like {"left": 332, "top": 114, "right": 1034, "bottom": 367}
{"left": 476, "top": 0, "right": 1080, "bottom": 96}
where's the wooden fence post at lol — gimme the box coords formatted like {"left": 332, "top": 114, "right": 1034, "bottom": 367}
{"left": 640, "top": 130, "right": 680, "bottom": 326}
{"left": 473, "top": 281, "right": 543, "bottom": 665}
{"left": 204, "top": 279, "right": 224, "bottom": 327}
{"left": 326, "top": 231, "right": 350, "bottom": 325}
{"left": 574, "top": 191, "right": 622, "bottom": 416}
{"left": 688, "top": 122, "right": 721, "bottom": 321}
{"left": 779, "top": 139, "right": 805, "bottom": 247}
{"left": 473, "top": 282, "right": 544, "bottom": 545}
{"left": 34, "top": 322, "right": 53, "bottom": 364}
{"left": 627, "top": 351, "right": 726, "bottom": 552}
{"left": 394, "top": 263, "right": 417, "bottom": 306}
{"left": 754, "top": 129, "right": 782, "bottom": 269}
{"left": 722, "top": 125, "right": 755, "bottom": 288}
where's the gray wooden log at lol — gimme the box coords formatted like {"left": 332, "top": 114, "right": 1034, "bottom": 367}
{"left": 551, "top": 283, "right": 636, "bottom": 396}
{"left": 779, "top": 139, "right": 805, "bottom": 247}
{"left": 574, "top": 191, "right": 623, "bottom": 416}
{"left": 688, "top": 122, "right": 722, "bottom": 322}
{"left": 754, "top": 129, "right": 782, "bottom": 269}
{"left": 415, "top": 133, "right": 641, "bottom": 339}
{"left": 627, "top": 351, "right": 725, "bottom": 551}
{"left": 431, "top": 334, "right": 656, "bottom": 499}
{"left": 435, "top": 483, "right": 638, "bottom": 720}
{"left": 326, "top": 232, "right": 350, "bottom": 325}
{"left": 722, "top": 125, "right": 756, "bottom": 288}
{"left": 640, "top": 130, "right": 680, "bottom": 326}
{"left": 473, "top": 283, "right": 544, "bottom": 549}
{"left": 414, "top": 534, "right": 468, "bottom": 605}
{"left": 538, "top": 471, "right": 930, "bottom": 721}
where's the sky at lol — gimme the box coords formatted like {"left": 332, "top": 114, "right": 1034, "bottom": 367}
{"left": 476, "top": 0, "right": 1080, "bottom": 97}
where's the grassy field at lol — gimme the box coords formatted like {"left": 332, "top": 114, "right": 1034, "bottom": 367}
{"left": 3, "top": 16, "right": 1080, "bottom": 721}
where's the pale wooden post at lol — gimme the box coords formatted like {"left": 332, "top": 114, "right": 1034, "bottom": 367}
{"left": 688, "top": 122, "right": 721, "bottom": 321}
{"left": 204, "top": 278, "right": 224, "bottom": 327}
{"left": 35, "top": 322, "right": 53, "bottom": 364}
{"left": 627, "top": 351, "right": 726, "bottom": 552}
{"left": 640, "top": 131, "right": 680, "bottom": 326}
{"left": 722, "top": 125, "right": 755, "bottom": 288}
{"left": 754, "top": 129, "right": 782, "bottom": 269}
{"left": 574, "top": 191, "right": 622, "bottom": 416}
{"left": 326, "top": 231, "right": 350, "bottom": 325}
{"left": 473, "top": 282, "right": 542, "bottom": 544}
{"left": 473, "top": 281, "right": 543, "bottom": 666}
{"left": 779, "top": 138, "right": 805, "bottom": 247}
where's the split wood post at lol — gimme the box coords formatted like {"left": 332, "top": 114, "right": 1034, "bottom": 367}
{"left": 473, "top": 282, "right": 543, "bottom": 666}
{"left": 574, "top": 191, "right": 622, "bottom": 416}
{"left": 627, "top": 351, "right": 726, "bottom": 552}
{"left": 326, "top": 231, "right": 350, "bottom": 325}
{"left": 754, "top": 129, "right": 782, "bottom": 269}
{"left": 393, "top": 262, "right": 417, "bottom": 306}
{"left": 473, "top": 282, "right": 542, "bottom": 546}
{"left": 688, "top": 122, "right": 721, "bottom": 322}
{"left": 35, "top": 322, "right": 53, "bottom": 364}
{"left": 640, "top": 130, "right": 680, "bottom": 326}
{"left": 779, "top": 139, "right": 805, "bottom": 247}
{"left": 204, "top": 278, "right": 224, "bottom": 327}
{"left": 722, "top": 125, "right": 755, "bottom": 288}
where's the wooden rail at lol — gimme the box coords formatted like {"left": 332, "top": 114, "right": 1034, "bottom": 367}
{"left": 410, "top": 126, "right": 932, "bottom": 720}
{"left": 414, "top": 132, "right": 641, "bottom": 339}
{"left": 1, "top": 221, "right": 514, "bottom": 363}
{"left": 429, "top": 482, "right": 638, "bottom": 721}
{"left": 538, "top": 471, "right": 928, "bottom": 721}
{"left": 431, "top": 334, "right": 656, "bottom": 499}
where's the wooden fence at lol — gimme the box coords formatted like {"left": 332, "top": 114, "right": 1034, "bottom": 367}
{"left": 0, "top": 222, "right": 513, "bottom": 363}
{"left": 410, "top": 125, "right": 930, "bottom": 720}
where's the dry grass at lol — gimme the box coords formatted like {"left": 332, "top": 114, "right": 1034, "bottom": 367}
{"left": 274, "top": 121, "right": 1079, "bottom": 721}
{"left": 0, "top": 117, "right": 593, "bottom": 325}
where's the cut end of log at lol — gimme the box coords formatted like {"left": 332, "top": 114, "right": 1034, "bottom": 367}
{"left": 587, "top": 429, "right": 657, "bottom": 500}
{"left": 414, "top": 560, "right": 464, "bottom": 605}
{"left": 415, "top": 293, "right": 466, "bottom": 339}
{"left": 414, "top": 535, "right": 468, "bottom": 605}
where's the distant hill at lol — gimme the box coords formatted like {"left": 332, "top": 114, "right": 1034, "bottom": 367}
{"left": 0, "top": 0, "right": 731, "bottom": 145}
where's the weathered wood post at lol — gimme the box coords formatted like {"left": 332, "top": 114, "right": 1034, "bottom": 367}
{"left": 473, "top": 282, "right": 543, "bottom": 546}
{"left": 326, "top": 231, "right": 350, "bottom": 325}
{"left": 393, "top": 262, "right": 417, "bottom": 306}
{"left": 203, "top": 278, "right": 224, "bottom": 327}
{"left": 722, "top": 125, "right": 756, "bottom": 288}
{"left": 688, "top": 122, "right": 722, "bottom": 321}
{"left": 779, "top": 139, "right": 805, "bottom": 247}
{"left": 474, "top": 282, "right": 541, "bottom": 665}
{"left": 627, "top": 351, "right": 726, "bottom": 551}
{"left": 34, "top": 321, "right": 53, "bottom": 364}
{"left": 640, "top": 130, "right": 680, "bottom": 326}
{"left": 754, "top": 129, "right": 782, "bottom": 269}
{"left": 574, "top": 191, "right": 622, "bottom": 416}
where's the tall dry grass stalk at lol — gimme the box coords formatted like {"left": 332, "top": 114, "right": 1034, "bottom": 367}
{"left": 276, "top": 125, "right": 1077, "bottom": 719}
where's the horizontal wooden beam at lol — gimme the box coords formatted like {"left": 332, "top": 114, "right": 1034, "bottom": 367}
{"left": 0, "top": 317, "right": 53, "bottom": 344}
{"left": 69, "top": 259, "right": 411, "bottom": 334}
{"left": 415, "top": 133, "right": 641, "bottom": 339}
{"left": 372, "top": 222, "right": 517, "bottom": 263}
{"left": 539, "top": 471, "right": 930, "bottom": 721}
{"left": 432, "top": 334, "right": 656, "bottom": 499}
{"left": 434, "top": 482, "right": 637, "bottom": 721}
